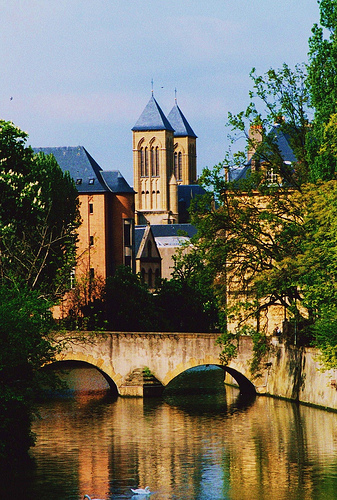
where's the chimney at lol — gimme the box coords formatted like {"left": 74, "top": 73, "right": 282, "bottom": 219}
{"left": 247, "top": 124, "right": 263, "bottom": 163}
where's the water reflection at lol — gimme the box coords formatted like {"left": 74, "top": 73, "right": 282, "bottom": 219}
{"left": 4, "top": 367, "right": 337, "bottom": 500}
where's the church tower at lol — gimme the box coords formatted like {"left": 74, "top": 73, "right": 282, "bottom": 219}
{"left": 167, "top": 100, "right": 197, "bottom": 185}
{"left": 132, "top": 94, "right": 197, "bottom": 225}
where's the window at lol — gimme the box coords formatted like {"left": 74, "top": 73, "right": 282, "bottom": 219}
{"left": 151, "top": 146, "right": 160, "bottom": 177}
{"left": 90, "top": 235, "right": 94, "bottom": 246}
{"left": 140, "top": 148, "right": 145, "bottom": 176}
{"left": 174, "top": 151, "right": 182, "bottom": 180}
{"left": 145, "top": 147, "right": 149, "bottom": 177}
{"left": 70, "top": 268, "right": 76, "bottom": 289}
{"left": 266, "top": 168, "right": 278, "bottom": 185}
{"left": 123, "top": 219, "right": 132, "bottom": 247}
{"left": 89, "top": 178, "right": 95, "bottom": 185}
{"left": 89, "top": 203, "right": 93, "bottom": 214}
{"left": 76, "top": 178, "right": 82, "bottom": 185}
{"left": 155, "top": 147, "right": 159, "bottom": 176}
{"left": 90, "top": 268, "right": 95, "bottom": 280}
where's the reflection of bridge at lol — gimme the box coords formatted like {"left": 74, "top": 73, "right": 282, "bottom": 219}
{"left": 55, "top": 332, "right": 258, "bottom": 396}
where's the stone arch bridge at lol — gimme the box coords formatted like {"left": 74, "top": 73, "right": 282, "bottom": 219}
{"left": 54, "top": 332, "right": 260, "bottom": 396}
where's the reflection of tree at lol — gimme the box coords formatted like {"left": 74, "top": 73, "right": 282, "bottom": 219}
{"left": 29, "top": 392, "right": 337, "bottom": 500}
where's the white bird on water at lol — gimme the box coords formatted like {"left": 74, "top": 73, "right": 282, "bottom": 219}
{"left": 131, "top": 486, "right": 151, "bottom": 495}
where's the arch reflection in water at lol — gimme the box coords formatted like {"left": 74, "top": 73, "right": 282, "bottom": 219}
{"left": 25, "top": 366, "right": 337, "bottom": 500}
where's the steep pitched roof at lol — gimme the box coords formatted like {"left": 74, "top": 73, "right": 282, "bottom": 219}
{"left": 132, "top": 94, "right": 174, "bottom": 132}
{"left": 229, "top": 124, "right": 298, "bottom": 183}
{"left": 134, "top": 224, "right": 161, "bottom": 259}
{"left": 167, "top": 103, "right": 197, "bottom": 138}
{"left": 100, "top": 170, "right": 134, "bottom": 193}
{"left": 34, "top": 146, "right": 133, "bottom": 194}
{"left": 149, "top": 223, "right": 197, "bottom": 239}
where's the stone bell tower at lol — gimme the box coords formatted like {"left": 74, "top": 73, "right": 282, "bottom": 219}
{"left": 132, "top": 93, "right": 197, "bottom": 225}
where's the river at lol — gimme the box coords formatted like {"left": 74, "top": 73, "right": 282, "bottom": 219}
{"left": 3, "top": 365, "right": 337, "bottom": 500}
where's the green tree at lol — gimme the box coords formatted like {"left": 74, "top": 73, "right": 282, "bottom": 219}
{"left": 0, "top": 121, "right": 81, "bottom": 463}
{"left": 0, "top": 121, "right": 81, "bottom": 299}
{"left": 0, "top": 284, "right": 57, "bottom": 463}
{"left": 307, "top": 0, "right": 337, "bottom": 180}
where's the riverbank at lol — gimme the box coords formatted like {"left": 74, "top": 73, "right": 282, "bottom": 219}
{"left": 226, "top": 339, "right": 337, "bottom": 411}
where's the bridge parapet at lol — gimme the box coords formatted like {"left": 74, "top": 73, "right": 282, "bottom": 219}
{"left": 52, "top": 332, "right": 337, "bottom": 409}
{"left": 53, "top": 332, "right": 261, "bottom": 396}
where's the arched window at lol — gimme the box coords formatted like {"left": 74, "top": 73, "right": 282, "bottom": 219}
{"left": 151, "top": 147, "right": 155, "bottom": 176}
{"left": 140, "top": 148, "right": 145, "bottom": 177}
{"left": 174, "top": 151, "right": 182, "bottom": 180}
{"left": 144, "top": 147, "right": 149, "bottom": 177}
{"left": 178, "top": 152, "right": 182, "bottom": 180}
{"left": 155, "top": 147, "right": 159, "bottom": 176}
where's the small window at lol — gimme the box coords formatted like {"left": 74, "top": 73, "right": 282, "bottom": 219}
{"left": 90, "top": 268, "right": 95, "bottom": 280}
{"left": 89, "top": 178, "right": 95, "bottom": 185}
{"left": 76, "top": 178, "right": 82, "bottom": 185}
{"left": 90, "top": 235, "right": 94, "bottom": 246}
{"left": 89, "top": 203, "right": 93, "bottom": 214}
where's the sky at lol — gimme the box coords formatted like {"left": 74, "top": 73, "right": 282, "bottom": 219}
{"left": 0, "top": 0, "right": 320, "bottom": 186}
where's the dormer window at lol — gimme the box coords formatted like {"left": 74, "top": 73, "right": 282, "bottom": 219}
{"left": 76, "top": 178, "right": 82, "bottom": 185}
{"left": 89, "top": 178, "right": 95, "bottom": 185}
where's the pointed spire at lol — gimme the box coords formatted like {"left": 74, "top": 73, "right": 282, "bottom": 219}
{"left": 167, "top": 102, "right": 197, "bottom": 138}
{"left": 132, "top": 95, "right": 174, "bottom": 132}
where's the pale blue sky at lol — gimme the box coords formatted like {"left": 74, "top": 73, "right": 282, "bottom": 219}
{"left": 1, "top": 0, "right": 320, "bottom": 184}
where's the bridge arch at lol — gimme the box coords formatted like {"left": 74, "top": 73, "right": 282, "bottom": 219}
{"left": 47, "top": 359, "right": 118, "bottom": 394}
{"left": 54, "top": 351, "right": 122, "bottom": 393}
{"left": 53, "top": 332, "right": 260, "bottom": 397}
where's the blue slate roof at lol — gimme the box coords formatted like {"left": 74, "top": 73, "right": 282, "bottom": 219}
{"left": 132, "top": 95, "right": 174, "bottom": 132}
{"left": 101, "top": 170, "right": 134, "bottom": 193}
{"left": 34, "top": 146, "right": 133, "bottom": 194}
{"left": 134, "top": 226, "right": 146, "bottom": 255}
{"left": 167, "top": 103, "right": 197, "bottom": 138}
{"left": 147, "top": 223, "right": 197, "bottom": 239}
{"left": 229, "top": 124, "right": 298, "bottom": 183}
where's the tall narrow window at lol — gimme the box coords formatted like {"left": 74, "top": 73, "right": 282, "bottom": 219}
{"left": 174, "top": 152, "right": 178, "bottom": 179}
{"left": 90, "top": 235, "right": 94, "bottom": 246}
{"left": 89, "top": 203, "right": 93, "bottom": 214}
{"left": 151, "top": 147, "right": 155, "bottom": 176}
{"left": 178, "top": 152, "right": 182, "bottom": 180}
{"left": 155, "top": 147, "right": 159, "bottom": 176}
{"left": 140, "top": 148, "right": 146, "bottom": 177}
{"left": 144, "top": 147, "right": 149, "bottom": 177}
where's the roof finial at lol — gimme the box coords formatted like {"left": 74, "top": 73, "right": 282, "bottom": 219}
{"left": 175, "top": 87, "right": 177, "bottom": 104}
{"left": 151, "top": 78, "right": 154, "bottom": 95}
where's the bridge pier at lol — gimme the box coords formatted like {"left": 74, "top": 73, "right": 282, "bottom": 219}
{"left": 118, "top": 368, "right": 164, "bottom": 397}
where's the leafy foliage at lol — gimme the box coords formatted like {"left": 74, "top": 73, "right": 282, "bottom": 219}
{"left": 0, "top": 121, "right": 81, "bottom": 299}
{"left": 0, "top": 284, "right": 56, "bottom": 462}
{"left": 0, "top": 121, "right": 80, "bottom": 463}
{"left": 307, "top": 0, "right": 337, "bottom": 180}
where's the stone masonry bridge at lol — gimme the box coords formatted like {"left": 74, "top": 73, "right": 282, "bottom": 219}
{"left": 54, "top": 332, "right": 259, "bottom": 396}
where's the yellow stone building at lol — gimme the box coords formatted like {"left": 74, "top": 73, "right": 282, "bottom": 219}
{"left": 132, "top": 94, "right": 197, "bottom": 225}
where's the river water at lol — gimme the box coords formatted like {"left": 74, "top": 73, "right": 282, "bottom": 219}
{"left": 4, "top": 365, "right": 337, "bottom": 500}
